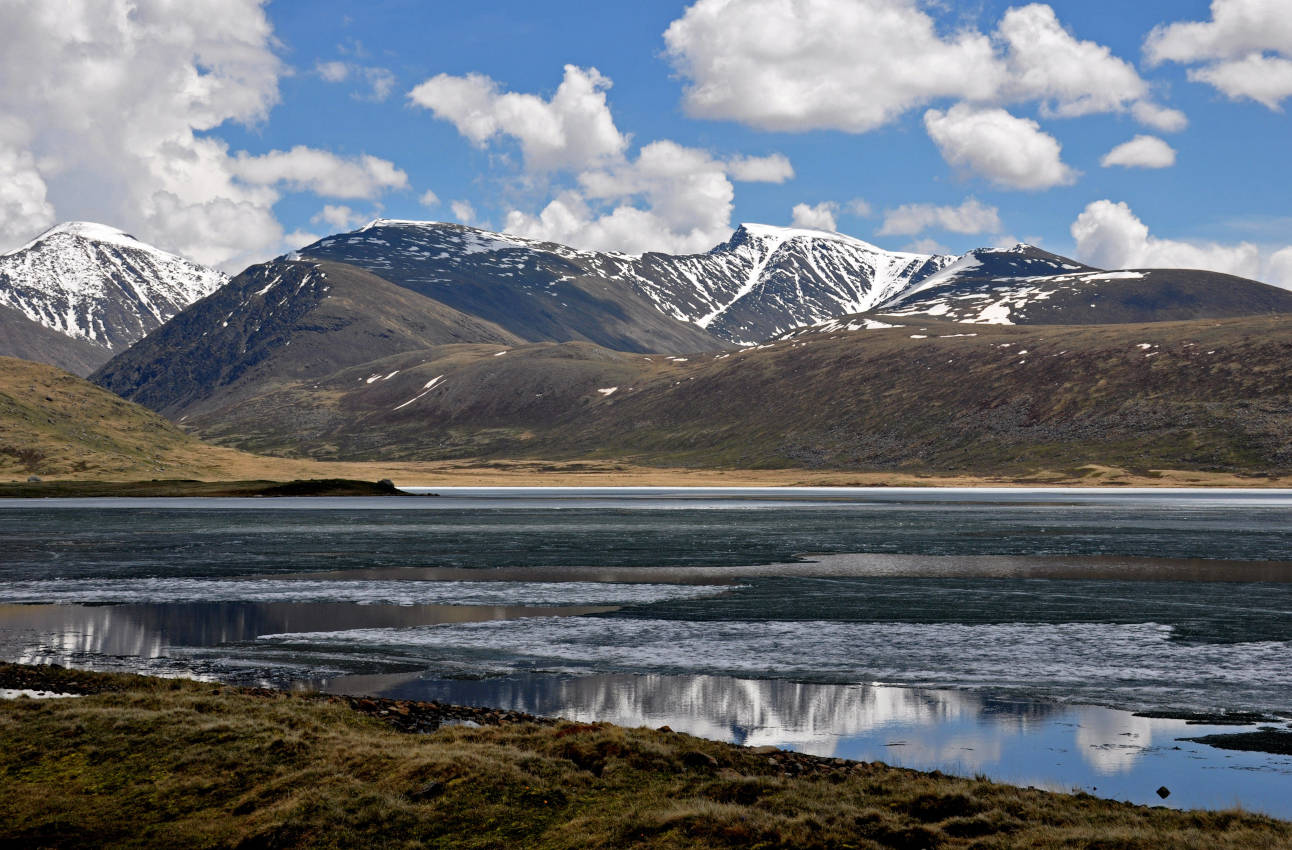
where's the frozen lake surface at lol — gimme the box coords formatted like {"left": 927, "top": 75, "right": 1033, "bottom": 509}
{"left": 2, "top": 487, "right": 1290, "bottom": 814}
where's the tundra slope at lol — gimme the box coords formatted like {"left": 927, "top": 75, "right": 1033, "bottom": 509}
{"left": 159, "top": 315, "right": 1292, "bottom": 477}
{"left": 0, "top": 222, "right": 226, "bottom": 367}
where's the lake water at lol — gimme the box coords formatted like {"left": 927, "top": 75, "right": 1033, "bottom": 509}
{"left": 2, "top": 487, "right": 1290, "bottom": 816}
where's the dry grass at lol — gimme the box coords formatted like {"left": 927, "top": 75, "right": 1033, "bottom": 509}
{"left": 2, "top": 669, "right": 1289, "bottom": 849}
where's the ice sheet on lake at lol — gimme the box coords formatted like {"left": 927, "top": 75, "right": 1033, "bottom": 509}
{"left": 259, "top": 617, "right": 1292, "bottom": 713}
{"left": 0, "top": 579, "right": 733, "bottom": 607}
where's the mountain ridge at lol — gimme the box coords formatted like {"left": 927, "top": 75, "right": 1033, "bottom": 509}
{"left": 0, "top": 221, "right": 227, "bottom": 358}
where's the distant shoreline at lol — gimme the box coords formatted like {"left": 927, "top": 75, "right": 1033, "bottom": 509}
{"left": 4, "top": 464, "right": 1292, "bottom": 495}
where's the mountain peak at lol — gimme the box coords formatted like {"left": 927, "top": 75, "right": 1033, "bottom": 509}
{"left": 7, "top": 221, "right": 151, "bottom": 257}
{"left": 0, "top": 220, "right": 227, "bottom": 352}
{"left": 731, "top": 222, "right": 893, "bottom": 255}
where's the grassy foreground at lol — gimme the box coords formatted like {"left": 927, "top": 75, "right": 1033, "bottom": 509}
{"left": 2, "top": 666, "right": 1289, "bottom": 849}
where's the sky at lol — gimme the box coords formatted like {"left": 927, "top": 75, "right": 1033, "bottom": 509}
{"left": 0, "top": 0, "right": 1290, "bottom": 286}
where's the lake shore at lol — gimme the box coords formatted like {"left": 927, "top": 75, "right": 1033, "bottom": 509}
{"left": 6, "top": 459, "right": 1292, "bottom": 492}
{"left": 3, "top": 663, "right": 1289, "bottom": 849}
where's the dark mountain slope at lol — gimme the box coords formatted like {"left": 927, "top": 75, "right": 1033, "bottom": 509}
{"left": 295, "top": 221, "right": 722, "bottom": 353}
{"left": 92, "top": 260, "right": 523, "bottom": 419}
{"left": 0, "top": 304, "right": 111, "bottom": 376}
{"left": 878, "top": 246, "right": 1292, "bottom": 325}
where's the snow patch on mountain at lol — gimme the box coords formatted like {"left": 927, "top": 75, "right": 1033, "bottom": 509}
{"left": 0, "top": 222, "right": 226, "bottom": 350}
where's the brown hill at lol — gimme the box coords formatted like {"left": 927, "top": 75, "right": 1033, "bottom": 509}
{"left": 154, "top": 314, "right": 1292, "bottom": 477}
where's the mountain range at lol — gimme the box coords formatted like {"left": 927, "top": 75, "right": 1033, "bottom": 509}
{"left": 4, "top": 216, "right": 1292, "bottom": 476}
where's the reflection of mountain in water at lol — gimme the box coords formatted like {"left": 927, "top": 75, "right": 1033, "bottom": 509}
{"left": 0, "top": 601, "right": 594, "bottom": 668}
{"left": 374, "top": 672, "right": 1063, "bottom": 758}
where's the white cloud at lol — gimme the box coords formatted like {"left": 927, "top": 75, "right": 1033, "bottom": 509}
{"left": 316, "top": 60, "right": 397, "bottom": 101}
{"left": 450, "top": 200, "right": 478, "bottom": 226}
{"left": 1188, "top": 54, "right": 1292, "bottom": 109}
{"left": 663, "top": 0, "right": 1002, "bottom": 133}
{"left": 0, "top": 1, "right": 409, "bottom": 271}
{"left": 1070, "top": 200, "right": 1292, "bottom": 286}
{"left": 0, "top": 143, "right": 55, "bottom": 246}
{"left": 664, "top": 0, "right": 1176, "bottom": 134}
{"left": 727, "top": 153, "right": 795, "bottom": 183}
{"left": 311, "top": 204, "right": 366, "bottom": 232}
{"left": 316, "top": 61, "right": 350, "bottom": 83}
{"left": 923, "top": 104, "right": 1077, "bottom": 190}
{"left": 1145, "top": 0, "right": 1292, "bottom": 64}
{"left": 1145, "top": 0, "right": 1292, "bottom": 109}
{"left": 419, "top": 189, "right": 440, "bottom": 208}
{"left": 408, "top": 65, "right": 627, "bottom": 172}
{"left": 508, "top": 140, "right": 737, "bottom": 255}
{"left": 231, "top": 147, "right": 408, "bottom": 199}
{"left": 878, "top": 197, "right": 1002, "bottom": 236}
{"left": 790, "top": 202, "right": 839, "bottom": 231}
{"left": 996, "top": 4, "right": 1147, "bottom": 118}
{"left": 1131, "top": 101, "right": 1189, "bottom": 132}
{"left": 1268, "top": 247, "right": 1292, "bottom": 287}
{"left": 846, "top": 198, "right": 875, "bottom": 218}
{"left": 1100, "top": 135, "right": 1177, "bottom": 169}
{"left": 411, "top": 65, "right": 774, "bottom": 255}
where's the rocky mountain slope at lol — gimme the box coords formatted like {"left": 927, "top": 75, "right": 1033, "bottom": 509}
{"left": 873, "top": 245, "right": 1292, "bottom": 325}
{"left": 295, "top": 220, "right": 954, "bottom": 346}
{"left": 297, "top": 220, "right": 1292, "bottom": 345}
{"left": 0, "top": 222, "right": 226, "bottom": 357}
{"left": 92, "top": 259, "right": 523, "bottom": 420}
{"left": 0, "top": 303, "right": 110, "bottom": 376}
{"left": 293, "top": 221, "right": 722, "bottom": 353}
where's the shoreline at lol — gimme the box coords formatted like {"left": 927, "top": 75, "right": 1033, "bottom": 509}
{"left": 5, "top": 465, "right": 1292, "bottom": 496}
{"left": 2, "top": 663, "right": 1290, "bottom": 848}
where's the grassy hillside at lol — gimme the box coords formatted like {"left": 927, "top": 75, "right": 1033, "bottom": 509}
{"left": 167, "top": 315, "right": 1292, "bottom": 477}
{"left": 3, "top": 665, "right": 1288, "bottom": 849}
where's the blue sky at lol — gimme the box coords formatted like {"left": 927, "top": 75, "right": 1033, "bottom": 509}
{"left": 1, "top": 1, "right": 1289, "bottom": 283}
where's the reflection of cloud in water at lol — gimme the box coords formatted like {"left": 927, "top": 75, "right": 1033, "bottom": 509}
{"left": 1074, "top": 708, "right": 1158, "bottom": 775}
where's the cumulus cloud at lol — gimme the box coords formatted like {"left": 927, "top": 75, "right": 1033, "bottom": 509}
{"left": 846, "top": 198, "right": 875, "bottom": 218}
{"left": 412, "top": 65, "right": 786, "bottom": 254}
{"left": 664, "top": 0, "right": 1177, "bottom": 135}
{"left": 1188, "top": 54, "right": 1292, "bottom": 109}
{"left": 1100, "top": 135, "right": 1177, "bottom": 169}
{"left": 311, "top": 204, "right": 366, "bottom": 232}
{"left": 1071, "top": 200, "right": 1292, "bottom": 286}
{"left": 316, "top": 61, "right": 350, "bottom": 83}
{"left": 450, "top": 200, "right": 479, "bottom": 226}
{"left": 1145, "top": 0, "right": 1292, "bottom": 109}
{"left": 923, "top": 104, "right": 1077, "bottom": 190}
{"left": 0, "top": 1, "right": 410, "bottom": 270}
{"left": 0, "top": 144, "right": 55, "bottom": 246}
{"left": 878, "top": 197, "right": 1003, "bottom": 236}
{"left": 419, "top": 189, "right": 440, "bottom": 208}
{"left": 507, "top": 140, "right": 736, "bottom": 255}
{"left": 231, "top": 147, "right": 408, "bottom": 198}
{"left": 1131, "top": 101, "right": 1189, "bottom": 132}
{"left": 996, "top": 4, "right": 1147, "bottom": 118}
{"left": 790, "top": 202, "right": 839, "bottom": 231}
{"left": 727, "top": 153, "right": 795, "bottom": 183}
{"left": 409, "top": 65, "right": 628, "bottom": 172}
{"left": 663, "top": 0, "right": 1002, "bottom": 133}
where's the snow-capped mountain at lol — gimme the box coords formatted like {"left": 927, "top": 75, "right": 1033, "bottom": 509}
{"left": 0, "top": 222, "right": 227, "bottom": 353}
{"left": 295, "top": 220, "right": 955, "bottom": 346}
{"left": 872, "top": 244, "right": 1292, "bottom": 326}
